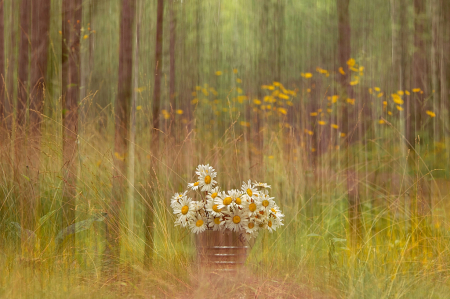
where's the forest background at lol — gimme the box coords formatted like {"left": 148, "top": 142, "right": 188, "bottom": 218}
{"left": 1, "top": 0, "right": 450, "bottom": 298}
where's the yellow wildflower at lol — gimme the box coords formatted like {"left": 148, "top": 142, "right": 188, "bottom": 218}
{"left": 278, "top": 107, "right": 287, "bottom": 115}
{"left": 347, "top": 58, "right": 356, "bottom": 67}
{"left": 426, "top": 111, "right": 436, "bottom": 117}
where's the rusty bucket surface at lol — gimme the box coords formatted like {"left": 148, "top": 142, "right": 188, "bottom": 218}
{"left": 196, "top": 230, "right": 248, "bottom": 273}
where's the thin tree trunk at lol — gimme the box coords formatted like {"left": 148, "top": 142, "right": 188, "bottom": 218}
{"left": 5, "top": 0, "right": 17, "bottom": 139}
{"left": 411, "top": 0, "right": 427, "bottom": 216}
{"left": 104, "top": 0, "right": 135, "bottom": 271}
{"left": 337, "top": 0, "right": 361, "bottom": 249}
{"left": 0, "top": 0, "right": 4, "bottom": 138}
{"left": 169, "top": 0, "right": 176, "bottom": 112}
{"left": 29, "top": 0, "right": 51, "bottom": 224}
{"left": 145, "top": 0, "right": 164, "bottom": 269}
{"left": 16, "top": 0, "right": 31, "bottom": 235}
{"left": 431, "top": 0, "right": 440, "bottom": 141}
{"left": 61, "top": 0, "right": 82, "bottom": 254}
{"left": 128, "top": 0, "right": 141, "bottom": 251}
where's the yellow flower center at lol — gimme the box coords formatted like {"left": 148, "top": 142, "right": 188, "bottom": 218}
{"left": 212, "top": 204, "right": 221, "bottom": 213}
{"left": 194, "top": 182, "right": 199, "bottom": 186}
{"left": 248, "top": 222, "right": 254, "bottom": 229}
{"left": 223, "top": 197, "right": 232, "bottom": 205}
{"left": 233, "top": 215, "right": 241, "bottom": 224}
{"left": 235, "top": 197, "right": 241, "bottom": 205}
{"left": 211, "top": 192, "right": 218, "bottom": 199}
{"left": 214, "top": 217, "right": 221, "bottom": 225}
{"left": 259, "top": 223, "right": 264, "bottom": 228}
{"left": 249, "top": 203, "right": 257, "bottom": 212}
{"left": 262, "top": 200, "right": 270, "bottom": 207}
{"left": 268, "top": 220, "right": 272, "bottom": 227}
{"left": 247, "top": 188, "right": 253, "bottom": 197}
{"left": 204, "top": 175, "right": 211, "bottom": 184}
{"left": 196, "top": 219, "right": 204, "bottom": 227}
{"left": 271, "top": 208, "right": 276, "bottom": 213}
{"left": 181, "top": 206, "right": 189, "bottom": 215}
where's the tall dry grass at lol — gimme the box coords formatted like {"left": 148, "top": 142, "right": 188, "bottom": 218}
{"left": 1, "top": 78, "right": 450, "bottom": 298}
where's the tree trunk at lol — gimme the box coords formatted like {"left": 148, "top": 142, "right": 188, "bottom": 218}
{"left": 16, "top": 0, "right": 31, "bottom": 234}
{"left": 103, "top": 0, "right": 135, "bottom": 271}
{"left": 145, "top": 0, "right": 164, "bottom": 269}
{"left": 61, "top": 0, "right": 82, "bottom": 254}
{"left": 29, "top": 0, "right": 51, "bottom": 225}
{"left": 169, "top": 0, "right": 176, "bottom": 112}
{"left": 0, "top": 0, "right": 4, "bottom": 138}
{"left": 410, "top": 0, "right": 426, "bottom": 149}
{"left": 5, "top": 0, "right": 17, "bottom": 140}
{"left": 128, "top": 0, "right": 141, "bottom": 255}
{"left": 337, "top": 0, "right": 361, "bottom": 249}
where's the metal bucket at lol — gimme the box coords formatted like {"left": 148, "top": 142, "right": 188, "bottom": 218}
{"left": 196, "top": 230, "right": 248, "bottom": 273}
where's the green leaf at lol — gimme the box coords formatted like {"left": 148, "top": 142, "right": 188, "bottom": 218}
{"left": 39, "top": 209, "right": 57, "bottom": 226}
{"left": 22, "top": 174, "right": 30, "bottom": 181}
{"left": 55, "top": 213, "right": 105, "bottom": 247}
{"left": 307, "top": 233, "right": 321, "bottom": 237}
{"left": 332, "top": 238, "right": 347, "bottom": 243}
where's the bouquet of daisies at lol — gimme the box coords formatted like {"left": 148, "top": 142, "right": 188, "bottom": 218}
{"left": 170, "top": 164, "right": 284, "bottom": 241}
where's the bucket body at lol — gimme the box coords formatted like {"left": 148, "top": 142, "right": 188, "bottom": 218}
{"left": 196, "top": 230, "right": 248, "bottom": 273}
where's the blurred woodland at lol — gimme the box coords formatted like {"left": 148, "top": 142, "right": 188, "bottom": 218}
{"left": 1, "top": 0, "right": 450, "bottom": 297}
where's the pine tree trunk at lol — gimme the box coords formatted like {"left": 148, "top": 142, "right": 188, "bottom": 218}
{"left": 5, "top": 0, "right": 17, "bottom": 139}
{"left": 169, "top": 0, "right": 176, "bottom": 113}
{"left": 104, "top": 0, "right": 136, "bottom": 271}
{"left": 61, "top": 0, "right": 82, "bottom": 254}
{"left": 145, "top": 0, "right": 164, "bottom": 269}
{"left": 0, "top": 0, "right": 4, "bottom": 138}
{"left": 16, "top": 0, "right": 31, "bottom": 234}
{"left": 337, "top": 0, "right": 361, "bottom": 249}
{"left": 29, "top": 0, "right": 51, "bottom": 223}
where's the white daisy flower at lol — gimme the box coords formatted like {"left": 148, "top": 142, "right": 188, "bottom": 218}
{"left": 173, "top": 197, "right": 194, "bottom": 227}
{"left": 195, "top": 164, "right": 215, "bottom": 177}
{"left": 188, "top": 181, "right": 200, "bottom": 190}
{"left": 269, "top": 217, "right": 284, "bottom": 230}
{"left": 208, "top": 214, "right": 223, "bottom": 231}
{"left": 260, "top": 188, "right": 270, "bottom": 196}
{"left": 170, "top": 191, "right": 187, "bottom": 208}
{"left": 241, "top": 180, "right": 258, "bottom": 200}
{"left": 267, "top": 215, "right": 283, "bottom": 232}
{"left": 244, "top": 219, "right": 258, "bottom": 234}
{"left": 269, "top": 205, "right": 284, "bottom": 219}
{"left": 257, "top": 193, "right": 275, "bottom": 212}
{"left": 242, "top": 197, "right": 258, "bottom": 216}
{"left": 205, "top": 197, "right": 223, "bottom": 217}
{"left": 253, "top": 181, "right": 271, "bottom": 190}
{"left": 224, "top": 208, "right": 248, "bottom": 232}
{"left": 198, "top": 171, "right": 217, "bottom": 192}
{"left": 189, "top": 213, "right": 207, "bottom": 234}
{"left": 256, "top": 217, "right": 268, "bottom": 230}
{"left": 206, "top": 186, "right": 221, "bottom": 201}
{"left": 226, "top": 189, "right": 244, "bottom": 208}
{"left": 214, "top": 191, "right": 233, "bottom": 210}
{"left": 191, "top": 200, "right": 205, "bottom": 212}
